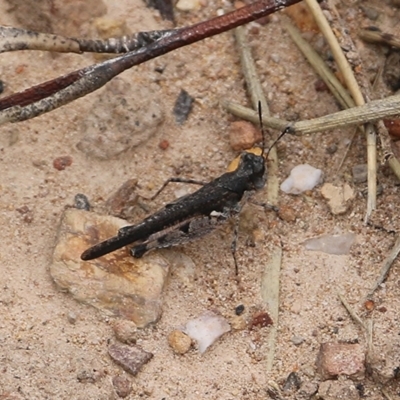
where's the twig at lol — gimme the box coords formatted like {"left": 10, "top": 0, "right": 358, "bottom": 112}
{"left": 305, "top": 0, "right": 377, "bottom": 223}
{"left": 234, "top": 26, "right": 279, "bottom": 206}
{"left": 283, "top": 18, "right": 355, "bottom": 109}
{"left": 337, "top": 292, "right": 366, "bottom": 330}
{"left": 234, "top": 24, "right": 282, "bottom": 372}
{"left": 368, "top": 234, "right": 400, "bottom": 296}
{"left": 0, "top": 25, "right": 176, "bottom": 54}
{"left": 222, "top": 93, "right": 400, "bottom": 135}
{"left": 0, "top": 0, "right": 302, "bottom": 125}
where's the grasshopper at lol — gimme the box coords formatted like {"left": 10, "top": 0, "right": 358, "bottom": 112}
{"left": 81, "top": 108, "right": 287, "bottom": 270}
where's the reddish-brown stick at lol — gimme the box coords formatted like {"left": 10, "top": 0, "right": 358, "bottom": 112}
{"left": 0, "top": 0, "right": 302, "bottom": 123}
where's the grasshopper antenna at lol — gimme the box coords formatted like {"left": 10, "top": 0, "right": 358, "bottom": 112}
{"left": 256, "top": 100, "right": 291, "bottom": 159}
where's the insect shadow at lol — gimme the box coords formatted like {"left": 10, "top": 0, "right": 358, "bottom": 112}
{"left": 81, "top": 105, "right": 289, "bottom": 274}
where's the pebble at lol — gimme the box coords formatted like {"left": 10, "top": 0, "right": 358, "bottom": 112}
{"left": 176, "top": 0, "right": 201, "bottom": 11}
{"left": 235, "top": 304, "right": 245, "bottom": 316}
{"left": 291, "top": 335, "right": 305, "bottom": 346}
{"left": 94, "top": 17, "right": 129, "bottom": 39}
{"left": 74, "top": 193, "right": 91, "bottom": 211}
{"left": 325, "top": 143, "right": 338, "bottom": 154}
{"left": 77, "top": 369, "right": 103, "bottom": 383}
{"left": 229, "top": 315, "right": 247, "bottom": 331}
{"left": 297, "top": 382, "right": 318, "bottom": 399}
{"left": 229, "top": 121, "right": 262, "bottom": 151}
{"left": 53, "top": 156, "right": 73, "bottom": 171}
{"left": 352, "top": 164, "right": 368, "bottom": 183}
{"left": 67, "top": 311, "right": 77, "bottom": 324}
{"left": 105, "top": 179, "right": 139, "bottom": 219}
{"left": 318, "top": 379, "right": 360, "bottom": 400}
{"left": 320, "top": 183, "right": 355, "bottom": 214}
{"left": 282, "top": 371, "right": 301, "bottom": 392}
{"left": 278, "top": 204, "right": 297, "bottom": 222}
{"left": 302, "top": 232, "right": 356, "bottom": 255}
{"left": 185, "top": 311, "right": 231, "bottom": 354}
{"left": 316, "top": 342, "right": 365, "bottom": 380}
{"left": 77, "top": 77, "right": 164, "bottom": 160}
{"left": 50, "top": 209, "right": 169, "bottom": 327}
{"left": 280, "top": 164, "right": 323, "bottom": 194}
{"left": 167, "top": 330, "right": 192, "bottom": 354}
{"left": 113, "top": 320, "right": 137, "bottom": 344}
{"left": 112, "top": 375, "right": 132, "bottom": 398}
{"left": 108, "top": 343, "right": 153, "bottom": 376}
{"left": 250, "top": 311, "right": 273, "bottom": 329}
{"left": 173, "top": 89, "right": 194, "bottom": 125}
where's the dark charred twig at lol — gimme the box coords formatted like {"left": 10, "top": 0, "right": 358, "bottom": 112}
{"left": 0, "top": 0, "right": 302, "bottom": 125}
{"left": 0, "top": 25, "right": 177, "bottom": 54}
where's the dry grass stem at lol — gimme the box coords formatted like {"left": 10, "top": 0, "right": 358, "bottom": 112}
{"left": 305, "top": 0, "right": 377, "bottom": 221}
{"left": 223, "top": 94, "right": 400, "bottom": 134}
{"left": 368, "top": 234, "right": 400, "bottom": 296}
{"left": 234, "top": 25, "right": 282, "bottom": 372}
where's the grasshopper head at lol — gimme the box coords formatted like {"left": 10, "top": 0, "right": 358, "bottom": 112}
{"left": 237, "top": 151, "right": 266, "bottom": 190}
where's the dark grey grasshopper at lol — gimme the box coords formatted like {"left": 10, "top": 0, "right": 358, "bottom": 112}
{"left": 81, "top": 114, "right": 286, "bottom": 266}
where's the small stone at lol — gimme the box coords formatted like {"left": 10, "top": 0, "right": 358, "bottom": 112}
{"left": 105, "top": 179, "right": 139, "bottom": 219}
{"left": 185, "top": 311, "right": 231, "bottom": 354}
{"left": 316, "top": 343, "right": 366, "bottom": 380}
{"left": 235, "top": 304, "right": 245, "bottom": 316}
{"left": 302, "top": 232, "right": 356, "bottom": 255}
{"left": 250, "top": 311, "right": 273, "bottom": 329}
{"left": 74, "top": 193, "right": 91, "bottom": 211}
{"left": 352, "top": 164, "right": 368, "bottom": 183}
{"left": 168, "top": 330, "right": 192, "bottom": 354}
{"left": 173, "top": 89, "right": 194, "bottom": 125}
{"left": 325, "top": 143, "right": 338, "bottom": 154}
{"left": 281, "top": 164, "right": 323, "bottom": 195}
{"left": 112, "top": 375, "right": 132, "bottom": 398}
{"left": 278, "top": 204, "right": 297, "bottom": 222}
{"left": 230, "top": 315, "right": 247, "bottom": 331}
{"left": 318, "top": 379, "right": 360, "bottom": 400}
{"left": 67, "top": 312, "right": 77, "bottom": 324}
{"left": 229, "top": 121, "right": 262, "bottom": 151}
{"left": 321, "top": 183, "right": 355, "bottom": 215}
{"left": 282, "top": 371, "right": 301, "bottom": 391}
{"left": 291, "top": 335, "right": 305, "bottom": 346}
{"left": 53, "top": 156, "right": 73, "bottom": 171}
{"left": 297, "top": 381, "right": 318, "bottom": 399}
{"left": 176, "top": 0, "right": 200, "bottom": 11}
{"left": 158, "top": 139, "right": 169, "bottom": 150}
{"left": 94, "top": 17, "right": 129, "bottom": 39}
{"left": 113, "top": 320, "right": 137, "bottom": 344}
{"left": 50, "top": 209, "right": 169, "bottom": 327}
{"left": 77, "top": 369, "right": 102, "bottom": 383}
{"left": 108, "top": 343, "right": 153, "bottom": 376}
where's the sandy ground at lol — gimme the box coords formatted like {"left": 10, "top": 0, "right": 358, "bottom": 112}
{"left": 0, "top": 0, "right": 400, "bottom": 399}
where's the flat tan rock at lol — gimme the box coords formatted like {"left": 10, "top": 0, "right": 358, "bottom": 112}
{"left": 321, "top": 183, "right": 355, "bottom": 215}
{"left": 50, "top": 209, "right": 169, "bottom": 327}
